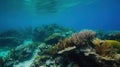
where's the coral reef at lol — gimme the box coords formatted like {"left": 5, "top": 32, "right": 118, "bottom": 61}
{"left": 38, "top": 30, "right": 96, "bottom": 56}
{"left": 56, "top": 30, "right": 96, "bottom": 52}
{"left": 31, "top": 29, "right": 120, "bottom": 67}
{"left": 97, "top": 31, "right": 120, "bottom": 41}
{"left": 19, "top": 26, "right": 33, "bottom": 40}
{"left": 0, "top": 57, "right": 4, "bottom": 67}
{"left": 31, "top": 30, "right": 98, "bottom": 67}
{"left": 0, "top": 24, "right": 120, "bottom": 67}
{"left": 4, "top": 42, "right": 38, "bottom": 67}
{"left": 30, "top": 55, "right": 51, "bottom": 67}
{"left": 0, "top": 29, "right": 23, "bottom": 47}
{"left": 106, "top": 32, "right": 120, "bottom": 41}
{"left": 92, "top": 38, "right": 120, "bottom": 56}
{"left": 33, "top": 24, "right": 73, "bottom": 43}
{"left": 44, "top": 33, "right": 64, "bottom": 44}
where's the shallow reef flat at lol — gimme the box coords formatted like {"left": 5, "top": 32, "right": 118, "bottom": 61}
{"left": 0, "top": 24, "right": 120, "bottom": 67}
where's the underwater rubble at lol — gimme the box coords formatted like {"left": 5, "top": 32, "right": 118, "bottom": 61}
{"left": 0, "top": 24, "right": 120, "bottom": 67}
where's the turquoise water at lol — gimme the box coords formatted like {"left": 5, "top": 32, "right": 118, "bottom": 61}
{"left": 0, "top": 0, "right": 120, "bottom": 67}
{"left": 0, "top": 0, "right": 120, "bottom": 31}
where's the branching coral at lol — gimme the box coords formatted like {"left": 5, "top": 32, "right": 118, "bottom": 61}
{"left": 71, "top": 30, "right": 96, "bottom": 45}
{"left": 55, "top": 30, "right": 96, "bottom": 54}
{"left": 31, "top": 29, "right": 120, "bottom": 67}
{"left": 28, "top": 28, "right": 120, "bottom": 67}
{"left": 43, "top": 30, "right": 95, "bottom": 54}
{"left": 92, "top": 38, "right": 120, "bottom": 57}
{"left": 39, "top": 30, "right": 96, "bottom": 55}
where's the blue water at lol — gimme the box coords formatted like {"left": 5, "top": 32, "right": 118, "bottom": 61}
{"left": 0, "top": 0, "right": 120, "bottom": 31}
